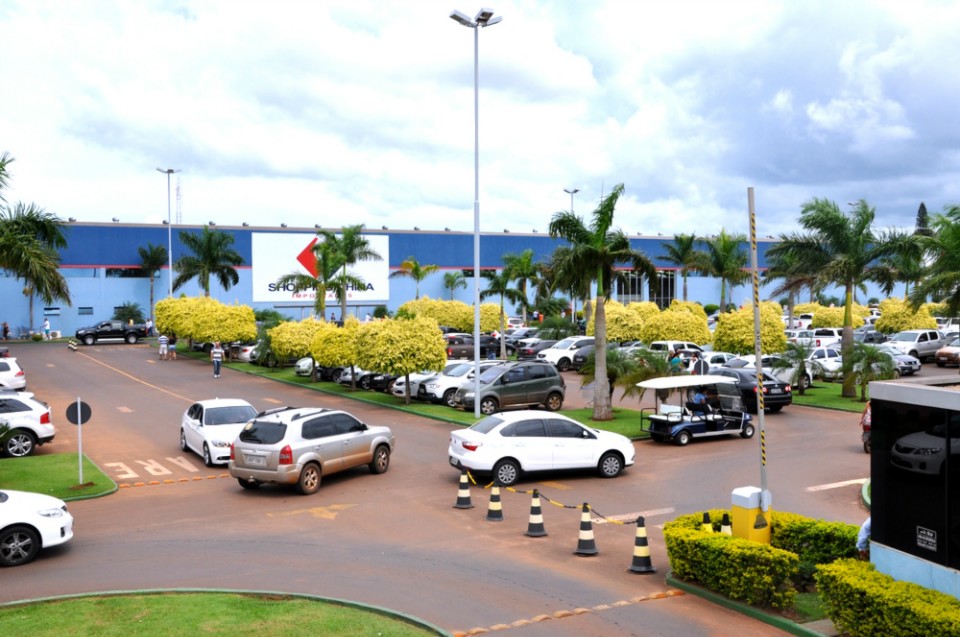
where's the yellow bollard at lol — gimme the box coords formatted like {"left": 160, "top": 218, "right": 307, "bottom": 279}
{"left": 731, "top": 486, "right": 771, "bottom": 544}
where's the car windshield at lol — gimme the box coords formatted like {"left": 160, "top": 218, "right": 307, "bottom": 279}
{"left": 478, "top": 365, "right": 510, "bottom": 383}
{"left": 444, "top": 364, "right": 472, "bottom": 378}
{"left": 950, "top": 339, "right": 960, "bottom": 347}
{"left": 206, "top": 405, "right": 257, "bottom": 425}
{"left": 553, "top": 337, "right": 580, "bottom": 349}
{"left": 238, "top": 420, "right": 287, "bottom": 445}
{"left": 724, "top": 358, "right": 750, "bottom": 369}
{"left": 890, "top": 333, "right": 917, "bottom": 342}
{"left": 470, "top": 415, "right": 506, "bottom": 434}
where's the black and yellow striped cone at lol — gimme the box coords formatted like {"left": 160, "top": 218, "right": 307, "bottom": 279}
{"left": 628, "top": 516, "right": 656, "bottom": 574}
{"left": 453, "top": 471, "right": 474, "bottom": 509}
{"left": 485, "top": 484, "right": 504, "bottom": 522}
{"left": 524, "top": 489, "right": 547, "bottom": 537}
{"left": 573, "top": 503, "right": 598, "bottom": 556}
{"left": 720, "top": 512, "right": 733, "bottom": 535}
{"left": 701, "top": 511, "right": 713, "bottom": 533}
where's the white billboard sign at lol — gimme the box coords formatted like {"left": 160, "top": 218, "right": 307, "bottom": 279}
{"left": 251, "top": 233, "right": 390, "bottom": 305}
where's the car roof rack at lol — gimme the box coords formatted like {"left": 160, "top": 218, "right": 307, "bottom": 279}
{"left": 255, "top": 406, "right": 297, "bottom": 417}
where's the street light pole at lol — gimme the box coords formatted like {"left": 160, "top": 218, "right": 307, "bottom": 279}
{"left": 450, "top": 7, "right": 501, "bottom": 419}
{"left": 564, "top": 187, "right": 579, "bottom": 213}
{"left": 564, "top": 188, "right": 579, "bottom": 322}
{"left": 156, "top": 168, "right": 179, "bottom": 297}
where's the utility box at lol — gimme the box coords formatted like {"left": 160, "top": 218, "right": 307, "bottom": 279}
{"left": 730, "top": 486, "right": 772, "bottom": 544}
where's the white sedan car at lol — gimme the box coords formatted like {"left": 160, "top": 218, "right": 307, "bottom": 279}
{"left": 448, "top": 410, "right": 635, "bottom": 486}
{"left": 0, "top": 357, "right": 26, "bottom": 391}
{"left": 0, "top": 489, "right": 74, "bottom": 567}
{"left": 180, "top": 398, "right": 258, "bottom": 466}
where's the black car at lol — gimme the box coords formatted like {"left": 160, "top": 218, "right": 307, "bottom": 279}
{"left": 516, "top": 340, "right": 557, "bottom": 361}
{"left": 709, "top": 368, "right": 792, "bottom": 413}
{"left": 853, "top": 329, "right": 888, "bottom": 345}
{"left": 369, "top": 372, "right": 399, "bottom": 392}
{"left": 570, "top": 342, "right": 619, "bottom": 371}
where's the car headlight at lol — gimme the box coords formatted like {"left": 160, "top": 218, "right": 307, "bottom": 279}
{"left": 211, "top": 440, "right": 232, "bottom": 448}
{"left": 914, "top": 447, "right": 941, "bottom": 455}
{"left": 38, "top": 508, "right": 65, "bottom": 518}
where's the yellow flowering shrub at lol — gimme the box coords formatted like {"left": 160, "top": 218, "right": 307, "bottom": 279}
{"left": 639, "top": 310, "right": 712, "bottom": 346}
{"left": 712, "top": 304, "right": 786, "bottom": 354}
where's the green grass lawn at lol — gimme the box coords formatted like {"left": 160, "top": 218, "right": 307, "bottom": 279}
{"left": 790, "top": 381, "right": 870, "bottom": 412}
{"left": 0, "top": 592, "right": 439, "bottom": 636}
{"left": 0, "top": 453, "right": 115, "bottom": 500}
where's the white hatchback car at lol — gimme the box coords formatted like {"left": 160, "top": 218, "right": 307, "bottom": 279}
{"left": 0, "top": 358, "right": 26, "bottom": 391}
{"left": 448, "top": 410, "right": 635, "bottom": 486}
{"left": 0, "top": 489, "right": 74, "bottom": 566}
{"left": 180, "top": 398, "right": 258, "bottom": 466}
{"left": 0, "top": 391, "right": 55, "bottom": 458}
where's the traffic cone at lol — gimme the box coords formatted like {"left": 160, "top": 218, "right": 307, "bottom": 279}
{"left": 524, "top": 489, "right": 547, "bottom": 537}
{"left": 573, "top": 503, "right": 598, "bottom": 556}
{"left": 485, "top": 484, "right": 504, "bottom": 522}
{"left": 720, "top": 513, "right": 733, "bottom": 535}
{"left": 453, "top": 471, "right": 474, "bottom": 509}
{"left": 628, "top": 516, "right": 656, "bottom": 573}
{"left": 701, "top": 512, "right": 713, "bottom": 533}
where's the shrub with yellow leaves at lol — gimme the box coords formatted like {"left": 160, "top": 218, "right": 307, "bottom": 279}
{"left": 712, "top": 305, "right": 786, "bottom": 354}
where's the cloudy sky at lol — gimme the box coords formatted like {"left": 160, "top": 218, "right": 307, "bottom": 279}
{"left": 2, "top": 0, "right": 959, "bottom": 238}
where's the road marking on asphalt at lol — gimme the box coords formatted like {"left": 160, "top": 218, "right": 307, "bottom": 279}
{"left": 117, "top": 406, "right": 134, "bottom": 413}
{"left": 263, "top": 397, "right": 284, "bottom": 404}
{"left": 70, "top": 349, "right": 193, "bottom": 403}
{"left": 806, "top": 478, "right": 868, "bottom": 492}
{"left": 267, "top": 504, "right": 356, "bottom": 520}
{"left": 593, "top": 507, "right": 675, "bottom": 524}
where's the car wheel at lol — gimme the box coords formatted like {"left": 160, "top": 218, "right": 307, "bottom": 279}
{"left": 359, "top": 376, "right": 372, "bottom": 390}
{"left": 369, "top": 445, "right": 391, "bottom": 474}
{"left": 768, "top": 405, "right": 783, "bottom": 413}
{"left": 385, "top": 380, "right": 396, "bottom": 394}
{"left": 0, "top": 525, "right": 40, "bottom": 567}
{"left": 480, "top": 396, "right": 500, "bottom": 415}
{"left": 741, "top": 423, "right": 756, "bottom": 439}
{"left": 557, "top": 358, "right": 571, "bottom": 372}
{"left": 909, "top": 350, "right": 919, "bottom": 360}
{"left": 493, "top": 459, "right": 520, "bottom": 486}
{"left": 125, "top": 333, "right": 138, "bottom": 344}
{"left": 202, "top": 443, "right": 214, "bottom": 467}
{"left": 674, "top": 430, "right": 691, "bottom": 446}
{"left": 3, "top": 429, "right": 36, "bottom": 458}
{"left": 179, "top": 429, "right": 188, "bottom": 452}
{"left": 893, "top": 370, "right": 901, "bottom": 379}
{"left": 442, "top": 389, "right": 458, "bottom": 408}
{"left": 296, "top": 463, "right": 322, "bottom": 495}
{"left": 598, "top": 452, "right": 623, "bottom": 478}
{"left": 543, "top": 392, "right": 563, "bottom": 411}
{"left": 801, "top": 374, "right": 812, "bottom": 390}
{"left": 863, "top": 438, "right": 871, "bottom": 454}
{"left": 83, "top": 335, "right": 95, "bottom": 346}
{"left": 330, "top": 368, "right": 343, "bottom": 383}
{"left": 237, "top": 478, "right": 260, "bottom": 490}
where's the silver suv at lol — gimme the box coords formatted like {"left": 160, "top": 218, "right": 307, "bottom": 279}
{"left": 453, "top": 361, "right": 566, "bottom": 415}
{"left": 0, "top": 391, "right": 55, "bottom": 458}
{"left": 229, "top": 406, "right": 395, "bottom": 495}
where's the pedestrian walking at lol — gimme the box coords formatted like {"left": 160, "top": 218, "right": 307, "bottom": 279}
{"left": 43, "top": 318, "right": 51, "bottom": 340}
{"left": 2, "top": 322, "right": 9, "bottom": 341}
{"left": 211, "top": 341, "right": 225, "bottom": 378}
{"left": 145, "top": 318, "right": 154, "bottom": 337}
{"left": 157, "top": 333, "right": 169, "bottom": 360}
{"left": 168, "top": 334, "right": 177, "bottom": 360}
{"left": 691, "top": 351, "right": 710, "bottom": 375}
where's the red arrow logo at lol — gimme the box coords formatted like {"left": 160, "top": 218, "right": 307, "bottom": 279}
{"left": 296, "top": 238, "right": 319, "bottom": 278}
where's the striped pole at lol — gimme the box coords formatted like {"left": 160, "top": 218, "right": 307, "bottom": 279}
{"left": 573, "top": 503, "right": 598, "bottom": 556}
{"left": 748, "top": 186, "right": 770, "bottom": 529}
{"left": 524, "top": 489, "right": 547, "bottom": 537}
{"left": 628, "top": 516, "right": 656, "bottom": 573}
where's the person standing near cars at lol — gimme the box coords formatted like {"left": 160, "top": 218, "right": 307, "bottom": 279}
{"left": 210, "top": 341, "right": 224, "bottom": 378}
{"left": 168, "top": 334, "right": 177, "bottom": 360}
{"left": 43, "top": 318, "right": 51, "bottom": 340}
{"left": 157, "top": 333, "right": 168, "bottom": 360}
{"left": 691, "top": 351, "right": 710, "bottom": 375}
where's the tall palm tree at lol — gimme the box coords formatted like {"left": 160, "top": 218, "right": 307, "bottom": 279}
{"left": 479, "top": 269, "right": 524, "bottom": 357}
{"left": 172, "top": 226, "right": 244, "bottom": 296}
{"left": 275, "top": 236, "right": 343, "bottom": 320}
{"left": 138, "top": 242, "right": 168, "bottom": 322}
{"left": 325, "top": 224, "right": 383, "bottom": 321}
{"left": 389, "top": 256, "right": 439, "bottom": 300}
{"left": 763, "top": 249, "right": 819, "bottom": 328}
{"left": 910, "top": 205, "right": 960, "bottom": 316}
{"left": 702, "top": 229, "right": 749, "bottom": 311}
{"left": 549, "top": 183, "right": 656, "bottom": 421}
{"left": 765, "top": 198, "right": 906, "bottom": 398}
{"left": 443, "top": 270, "right": 467, "bottom": 300}
{"left": 502, "top": 249, "right": 539, "bottom": 324}
{"left": 658, "top": 234, "right": 703, "bottom": 301}
{"left": 874, "top": 229, "right": 927, "bottom": 299}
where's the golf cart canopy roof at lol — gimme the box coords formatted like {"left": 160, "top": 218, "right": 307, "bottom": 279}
{"left": 637, "top": 374, "right": 739, "bottom": 390}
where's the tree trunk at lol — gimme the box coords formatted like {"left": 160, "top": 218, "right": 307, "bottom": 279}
{"left": 682, "top": 272, "right": 688, "bottom": 301}
{"left": 592, "top": 296, "right": 612, "bottom": 421}
{"left": 841, "top": 284, "right": 856, "bottom": 398}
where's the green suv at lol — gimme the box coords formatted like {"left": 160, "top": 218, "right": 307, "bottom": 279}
{"left": 452, "top": 361, "right": 565, "bottom": 415}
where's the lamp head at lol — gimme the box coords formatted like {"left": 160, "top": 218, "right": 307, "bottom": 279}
{"left": 449, "top": 10, "right": 475, "bottom": 27}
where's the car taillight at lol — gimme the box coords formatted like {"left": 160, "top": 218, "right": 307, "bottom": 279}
{"left": 785, "top": 385, "right": 792, "bottom": 393}
{"left": 279, "top": 444, "right": 293, "bottom": 465}
{"left": 41, "top": 411, "right": 51, "bottom": 424}
{"left": 230, "top": 443, "right": 235, "bottom": 460}
{"left": 753, "top": 386, "right": 769, "bottom": 394}
{"left": 462, "top": 442, "right": 482, "bottom": 452}
{"left": 447, "top": 348, "right": 454, "bottom": 356}
{"left": 15, "top": 370, "right": 24, "bottom": 377}
{"left": 816, "top": 339, "right": 822, "bottom": 347}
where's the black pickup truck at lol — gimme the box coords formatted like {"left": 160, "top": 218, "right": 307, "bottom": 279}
{"left": 75, "top": 320, "right": 149, "bottom": 345}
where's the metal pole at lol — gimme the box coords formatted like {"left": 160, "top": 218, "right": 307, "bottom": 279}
{"left": 166, "top": 171, "right": 173, "bottom": 297}
{"left": 76, "top": 396, "right": 83, "bottom": 484}
{"left": 472, "top": 23, "right": 481, "bottom": 419}
{"left": 748, "top": 187, "right": 769, "bottom": 525}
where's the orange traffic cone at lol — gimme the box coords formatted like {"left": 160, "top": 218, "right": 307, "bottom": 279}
{"left": 628, "top": 516, "right": 656, "bottom": 573}
{"left": 453, "top": 470, "right": 474, "bottom": 509}
{"left": 524, "top": 489, "right": 547, "bottom": 537}
{"left": 701, "top": 512, "right": 713, "bottom": 533}
{"left": 486, "top": 485, "right": 504, "bottom": 522}
{"left": 573, "top": 503, "right": 598, "bottom": 556}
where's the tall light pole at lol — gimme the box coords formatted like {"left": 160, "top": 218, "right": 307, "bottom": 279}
{"left": 564, "top": 187, "right": 579, "bottom": 213}
{"left": 450, "top": 7, "right": 501, "bottom": 419}
{"left": 564, "top": 188, "right": 580, "bottom": 322}
{"left": 156, "top": 168, "right": 179, "bottom": 297}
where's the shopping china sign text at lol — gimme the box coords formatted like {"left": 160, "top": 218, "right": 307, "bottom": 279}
{"left": 251, "top": 233, "right": 390, "bottom": 304}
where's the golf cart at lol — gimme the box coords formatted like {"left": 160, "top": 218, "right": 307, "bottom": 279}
{"left": 638, "top": 374, "right": 754, "bottom": 446}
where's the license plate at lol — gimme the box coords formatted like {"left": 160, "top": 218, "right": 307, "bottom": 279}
{"left": 245, "top": 455, "right": 265, "bottom": 466}
{"left": 770, "top": 388, "right": 782, "bottom": 394}
{"left": 449, "top": 456, "right": 459, "bottom": 467}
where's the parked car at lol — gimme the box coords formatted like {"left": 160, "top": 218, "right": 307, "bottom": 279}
{"left": 420, "top": 360, "right": 505, "bottom": 406}
{"left": 810, "top": 328, "right": 844, "bottom": 348}
{"left": 709, "top": 368, "right": 793, "bottom": 413}
{"left": 452, "top": 361, "right": 566, "bottom": 415}
{"left": 934, "top": 338, "right": 960, "bottom": 367}
{"left": 536, "top": 336, "right": 595, "bottom": 371}
{"left": 570, "top": 342, "right": 621, "bottom": 371}
{"left": 180, "top": 398, "right": 258, "bottom": 466}
{"left": 0, "top": 391, "right": 55, "bottom": 458}
{"left": 229, "top": 406, "right": 395, "bottom": 494}
{"left": 637, "top": 374, "right": 756, "bottom": 444}
{"left": 390, "top": 365, "right": 454, "bottom": 400}
{"left": 784, "top": 329, "right": 816, "bottom": 347}
{"left": 294, "top": 357, "right": 317, "bottom": 377}
{"left": 722, "top": 354, "right": 812, "bottom": 390}
{"left": 231, "top": 341, "right": 259, "bottom": 363}
{"left": 0, "top": 358, "right": 26, "bottom": 391}
{"left": 677, "top": 350, "right": 736, "bottom": 373}
{"left": 649, "top": 341, "right": 704, "bottom": 356}
{"left": 886, "top": 329, "right": 949, "bottom": 361}
{"left": 516, "top": 339, "right": 557, "bottom": 361}
{"left": 339, "top": 367, "right": 377, "bottom": 390}
{"left": 448, "top": 410, "right": 635, "bottom": 486}
{"left": 0, "top": 489, "right": 74, "bottom": 566}
{"left": 852, "top": 329, "right": 888, "bottom": 345}
{"left": 75, "top": 319, "right": 148, "bottom": 345}
{"left": 820, "top": 345, "right": 916, "bottom": 382}
{"left": 369, "top": 372, "right": 400, "bottom": 393}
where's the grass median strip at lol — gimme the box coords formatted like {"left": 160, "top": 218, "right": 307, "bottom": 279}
{"left": 0, "top": 453, "right": 115, "bottom": 500}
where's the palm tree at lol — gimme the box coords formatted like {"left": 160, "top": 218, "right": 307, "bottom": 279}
{"left": 443, "top": 270, "right": 467, "bottom": 300}
{"left": 172, "top": 227, "right": 244, "bottom": 296}
{"left": 549, "top": 183, "right": 656, "bottom": 421}
{"left": 275, "top": 236, "right": 343, "bottom": 320}
{"left": 389, "top": 256, "right": 438, "bottom": 300}
{"left": 765, "top": 198, "right": 907, "bottom": 398}
{"left": 763, "top": 250, "right": 819, "bottom": 328}
{"left": 768, "top": 341, "right": 816, "bottom": 395}
{"left": 702, "top": 230, "right": 749, "bottom": 312}
{"left": 659, "top": 234, "right": 704, "bottom": 301}
{"left": 502, "top": 249, "right": 539, "bottom": 324}
{"left": 910, "top": 205, "right": 960, "bottom": 316}
{"left": 138, "top": 242, "right": 168, "bottom": 322}
{"left": 847, "top": 342, "right": 897, "bottom": 402}
{"left": 325, "top": 225, "right": 383, "bottom": 321}
{"left": 479, "top": 269, "right": 524, "bottom": 357}
{"left": 579, "top": 347, "right": 640, "bottom": 401}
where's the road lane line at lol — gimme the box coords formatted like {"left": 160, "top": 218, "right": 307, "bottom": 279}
{"left": 806, "top": 478, "right": 868, "bottom": 492}
{"left": 72, "top": 349, "right": 194, "bottom": 403}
